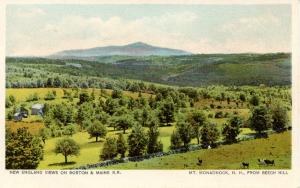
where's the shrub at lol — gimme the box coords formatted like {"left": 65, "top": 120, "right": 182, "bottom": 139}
{"left": 215, "top": 111, "right": 223, "bottom": 118}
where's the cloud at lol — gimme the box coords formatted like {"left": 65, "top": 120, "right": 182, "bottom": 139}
{"left": 7, "top": 11, "right": 202, "bottom": 56}
{"left": 6, "top": 8, "right": 290, "bottom": 56}
{"left": 221, "top": 12, "right": 282, "bottom": 36}
{"left": 16, "top": 8, "right": 46, "bottom": 18}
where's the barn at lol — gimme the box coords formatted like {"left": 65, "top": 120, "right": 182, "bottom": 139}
{"left": 14, "top": 113, "right": 22, "bottom": 121}
{"left": 31, "top": 104, "right": 44, "bottom": 115}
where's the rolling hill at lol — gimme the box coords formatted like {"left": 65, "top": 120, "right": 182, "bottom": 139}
{"left": 6, "top": 53, "right": 291, "bottom": 87}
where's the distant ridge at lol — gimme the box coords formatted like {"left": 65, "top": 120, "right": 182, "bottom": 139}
{"left": 50, "top": 42, "right": 192, "bottom": 57}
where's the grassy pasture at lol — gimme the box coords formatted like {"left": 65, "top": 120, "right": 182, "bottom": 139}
{"left": 37, "top": 126, "right": 176, "bottom": 169}
{"left": 96, "top": 131, "right": 291, "bottom": 170}
{"left": 6, "top": 88, "right": 153, "bottom": 103}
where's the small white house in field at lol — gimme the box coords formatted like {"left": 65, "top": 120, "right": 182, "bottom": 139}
{"left": 31, "top": 104, "right": 44, "bottom": 115}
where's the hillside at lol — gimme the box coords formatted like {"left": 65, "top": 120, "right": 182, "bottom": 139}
{"left": 6, "top": 53, "right": 291, "bottom": 87}
{"left": 97, "top": 131, "right": 291, "bottom": 170}
{"left": 50, "top": 42, "right": 192, "bottom": 58}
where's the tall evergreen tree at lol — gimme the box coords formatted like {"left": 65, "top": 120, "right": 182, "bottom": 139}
{"left": 158, "top": 97, "right": 175, "bottom": 126}
{"left": 271, "top": 101, "right": 288, "bottom": 132}
{"left": 128, "top": 125, "right": 148, "bottom": 157}
{"left": 6, "top": 128, "right": 44, "bottom": 169}
{"left": 249, "top": 106, "right": 272, "bottom": 135}
{"left": 101, "top": 137, "right": 118, "bottom": 160}
{"left": 222, "top": 116, "right": 242, "bottom": 144}
{"left": 147, "top": 116, "right": 163, "bottom": 154}
{"left": 200, "top": 123, "right": 220, "bottom": 148}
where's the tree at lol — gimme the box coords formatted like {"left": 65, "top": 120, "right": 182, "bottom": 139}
{"left": 54, "top": 138, "right": 80, "bottom": 164}
{"left": 141, "top": 108, "right": 151, "bottom": 127}
{"left": 239, "top": 93, "right": 246, "bottom": 102}
{"left": 222, "top": 116, "right": 242, "bottom": 144}
{"left": 77, "top": 102, "right": 95, "bottom": 129}
{"left": 8, "top": 95, "right": 16, "bottom": 104}
{"left": 116, "top": 134, "right": 127, "bottom": 158}
{"left": 51, "top": 103, "right": 76, "bottom": 126}
{"left": 101, "top": 137, "right": 118, "bottom": 160}
{"left": 176, "top": 118, "right": 192, "bottom": 149}
{"left": 147, "top": 117, "right": 163, "bottom": 154}
{"left": 158, "top": 97, "right": 175, "bottom": 126}
{"left": 127, "top": 97, "right": 136, "bottom": 110}
{"left": 170, "top": 131, "right": 182, "bottom": 149}
{"left": 250, "top": 95, "right": 260, "bottom": 106}
{"left": 6, "top": 95, "right": 16, "bottom": 108}
{"left": 87, "top": 121, "right": 107, "bottom": 142}
{"left": 78, "top": 92, "right": 90, "bottom": 105}
{"left": 104, "top": 98, "right": 119, "bottom": 115}
{"left": 7, "top": 110, "right": 14, "bottom": 120}
{"left": 112, "top": 114, "right": 135, "bottom": 134}
{"left": 271, "top": 102, "right": 288, "bottom": 132}
{"left": 187, "top": 110, "right": 207, "bottom": 144}
{"left": 6, "top": 128, "right": 44, "bottom": 169}
{"left": 63, "top": 124, "right": 77, "bottom": 136}
{"left": 200, "top": 123, "right": 220, "bottom": 148}
{"left": 44, "top": 91, "right": 56, "bottom": 100}
{"left": 249, "top": 106, "right": 272, "bottom": 135}
{"left": 128, "top": 124, "right": 148, "bottom": 157}
{"left": 39, "top": 128, "right": 51, "bottom": 144}
{"left": 111, "top": 89, "right": 123, "bottom": 99}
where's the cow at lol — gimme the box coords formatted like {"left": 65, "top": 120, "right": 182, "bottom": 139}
{"left": 258, "top": 159, "right": 266, "bottom": 166}
{"left": 197, "top": 158, "right": 203, "bottom": 166}
{"left": 264, "top": 159, "right": 275, "bottom": 166}
{"left": 241, "top": 162, "right": 249, "bottom": 168}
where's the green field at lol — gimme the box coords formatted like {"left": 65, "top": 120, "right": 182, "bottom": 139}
{"left": 96, "top": 131, "right": 291, "bottom": 170}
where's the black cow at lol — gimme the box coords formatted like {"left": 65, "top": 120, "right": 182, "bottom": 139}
{"left": 197, "top": 158, "right": 203, "bottom": 166}
{"left": 264, "top": 159, "right": 275, "bottom": 166}
{"left": 241, "top": 162, "right": 249, "bottom": 168}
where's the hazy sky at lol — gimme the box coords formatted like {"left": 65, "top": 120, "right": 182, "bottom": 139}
{"left": 6, "top": 4, "right": 291, "bottom": 56}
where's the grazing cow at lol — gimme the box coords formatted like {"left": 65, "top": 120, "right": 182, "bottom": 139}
{"left": 265, "top": 160, "right": 275, "bottom": 166}
{"left": 258, "top": 159, "right": 266, "bottom": 166}
{"left": 241, "top": 162, "right": 249, "bottom": 168}
{"left": 197, "top": 158, "right": 203, "bottom": 166}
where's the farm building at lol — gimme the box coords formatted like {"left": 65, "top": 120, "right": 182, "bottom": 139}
{"left": 31, "top": 104, "right": 44, "bottom": 115}
{"left": 14, "top": 113, "right": 22, "bottom": 121}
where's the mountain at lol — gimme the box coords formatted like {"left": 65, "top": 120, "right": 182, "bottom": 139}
{"left": 50, "top": 42, "right": 192, "bottom": 58}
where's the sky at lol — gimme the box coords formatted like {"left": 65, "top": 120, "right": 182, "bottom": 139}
{"left": 6, "top": 4, "right": 291, "bottom": 56}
